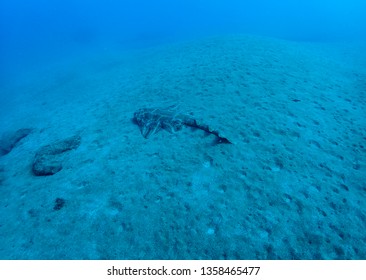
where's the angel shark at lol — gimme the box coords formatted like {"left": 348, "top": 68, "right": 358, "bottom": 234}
{"left": 133, "top": 107, "right": 231, "bottom": 144}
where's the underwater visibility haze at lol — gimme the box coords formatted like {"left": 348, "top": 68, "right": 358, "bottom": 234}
{"left": 0, "top": 0, "right": 365, "bottom": 259}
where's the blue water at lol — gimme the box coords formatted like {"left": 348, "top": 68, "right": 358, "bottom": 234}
{"left": 1, "top": 0, "right": 366, "bottom": 69}
{"left": 0, "top": 0, "right": 365, "bottom": 260}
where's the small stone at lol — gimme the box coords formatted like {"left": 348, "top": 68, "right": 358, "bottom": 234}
{"left": 53, "top": 198, "right": 66, "bottom": 211}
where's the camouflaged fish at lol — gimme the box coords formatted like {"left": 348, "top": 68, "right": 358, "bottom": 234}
{"left": 133, "top": 107, "right": 231, "bottom": 144}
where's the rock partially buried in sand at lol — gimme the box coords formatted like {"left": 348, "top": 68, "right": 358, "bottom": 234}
{"left": 32, "top": 135, "right": 81, "bottom": 176}
{"left": 0, "top": 128, "right": 33, "bottom": 156}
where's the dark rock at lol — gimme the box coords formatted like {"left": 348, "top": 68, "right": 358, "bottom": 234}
{"left": 0, "top": 128, "right": 33, "bottom": 156}
{"left": 0, "top": 166, "right": 4, "bottom": 185}
{"left": 32, "top": 135, "right": 81, "bottom": 176}
{"left": 53, "top": 198, "right": 66, "bottom": 211}
{"left": 33, "top": 160, "right": 62, "bottom": 176}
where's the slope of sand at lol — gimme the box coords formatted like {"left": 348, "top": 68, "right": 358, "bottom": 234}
{"left": 0, "top": 35, "right": 365, "bottom": 259}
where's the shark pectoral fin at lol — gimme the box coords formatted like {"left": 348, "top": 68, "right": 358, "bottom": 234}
{"left": 141, "top": 123, "right": 162, "bottom": 138}
{"left": 163, "top": 120, "right": 183, "bottom": 134}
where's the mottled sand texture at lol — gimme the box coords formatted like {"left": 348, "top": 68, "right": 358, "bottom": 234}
{"left": 0, "top": 35, "right": 365, "bottom": 259}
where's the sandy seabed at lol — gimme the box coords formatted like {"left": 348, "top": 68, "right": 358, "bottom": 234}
{"left": 0, "top": 35, "right": 365, "bottom": 259}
